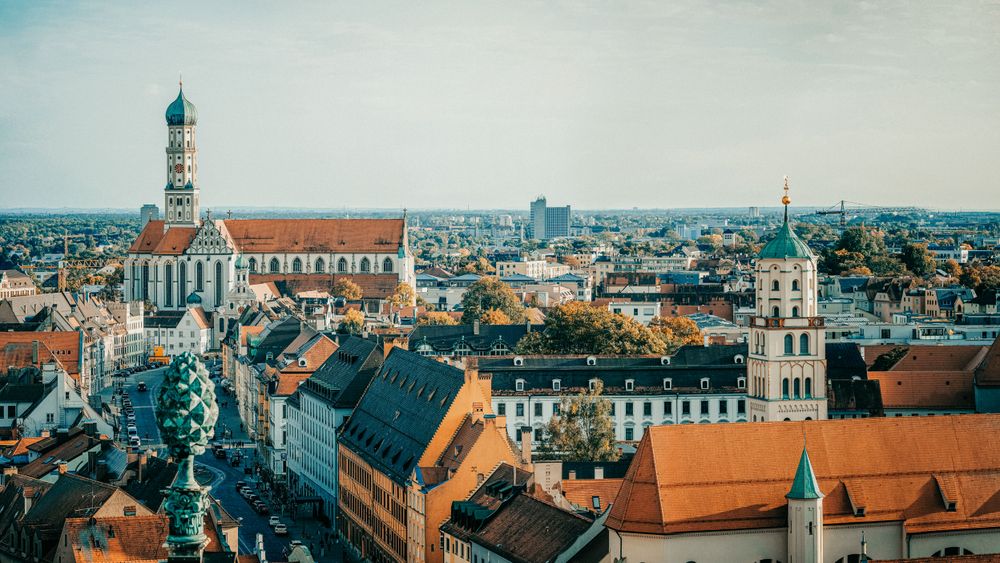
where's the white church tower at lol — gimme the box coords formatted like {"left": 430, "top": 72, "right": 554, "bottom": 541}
{"left": 163, "top": 79, "right": 200, "bottom": 228}
{"left": 787, "top": 445, "right": 824, "bottom": 563}
{"left": 747, "top": 178, "right": 827, "bottom": 422}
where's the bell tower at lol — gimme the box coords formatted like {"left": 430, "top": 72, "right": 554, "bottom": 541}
{"left": 747, "top": 177, "right": 828, "bottom": 422}
{"left": 164, "top": 78, "right": 200, "bottom": 228}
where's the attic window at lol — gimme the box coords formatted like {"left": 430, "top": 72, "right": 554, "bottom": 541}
{"left": 625, "top": 379, "right": 634, "bottom": 391}
{"left": 663, "top": 378, "right": 672, "bottom": 390}
{"left": 855, "top": 507, "right": 866, "bottom": 517}
{"left": 586, "top": 356, "right": 597, "bottom": 366}
{"left": 946, "top": 501, "right": 957, "bottom": 512}
{"left": 592, "top": 496, "right": 601, "bottom": 510}
{"left": 123, "top": 506, "right": 136, "bottom": 517}
{"left": 700, "top": 378, "right": 710, "bottom": 390}
{"left": 589, "top": 379, "right": 598, "bottom": 391}
{"left": 737, "top": 377, "right": 746, "bottom": 389}
{"left": 298, "top": 358, "right": 307, "bottom": 367}
{"left": 513, "top": 356, "right": 524, "bottom": 366}
{"left": 552, "top": 379, "right": 561, "bottom": 391}
{"left": 515, "top": 379, "right": 525, "bottom": 392}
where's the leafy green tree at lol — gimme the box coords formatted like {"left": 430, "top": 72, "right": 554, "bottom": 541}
{"left": 868, "top": 255, "right": 905, "bottom": 276}
{"left": 332, "top": 279, "right": 363, "bottom": 301}
{"left": 836, "top": 227, "right": 888, "bottom": 256}
{"left": 649, "top": 316, "right": 703, "bottom": 353}
{"left": 540, "top": 380, "right": 621, "bottom": 461}
{"left": 461, "top": 277, "right": 525, "bottom": 324}
{"left": 900, "top": 243, "right": 936, "bottom": 277}
{"left": 513, "top": 302, "right": 665, "bottom": 355}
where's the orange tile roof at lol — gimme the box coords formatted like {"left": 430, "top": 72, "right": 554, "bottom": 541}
{"left": 607, "top": 415, "right": 1000, "bottom": 536}
{"left": 128, "top": 221, "right": 198, "bottom": 255}
{"left": 862, "top": 344, "right": 902, "bottom": 368}
{"left": 62, "top": 515, "right": 169, "bottom": 562}
{"left": 0, "top": 341, "right": 63, "bottom": 371}
{"left": 869, "top": 370, "right": 975, "bottom": 409}
{"left": 888, "top": 345, "right": 988, "bottom": 371}
{"left": 280, "top": 334, "right": 337, "bottom": 375}
{"left": 0, "top": 332, "right": 81, "bottom": 376}
{"left": 561, "top": 478, "right": 623, "bottom": 512}
{"left": 240, "top": 325, "right": 266, "bottom": 346}
{"left": 7, "top": 436, "right": 44, "bottom": 457}
{"left": 223, "top": 218, "right": 403, "bottom": 253}
{"left": 250, "top": 272, "right": 400, "bottom": 300}
{"left": 274, "top": 373, "right": 310, "bottom": 396}
{"left": 975, "top": 336, "right": 1000, "bottom": 387}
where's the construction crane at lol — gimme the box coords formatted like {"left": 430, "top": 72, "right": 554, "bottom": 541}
{"left": 19, "top": 258, "right": 121, "bottom": 292}
{"left": 815, "top": 200, "right": 923, "bottom": 228}
{"left": 63, "top": 231, "right": 86, "bottom": 257}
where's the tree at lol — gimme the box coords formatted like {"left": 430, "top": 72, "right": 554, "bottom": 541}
{"left": 900, "top": 243, "right": 936, "bottom": 277}
{"left": 943, "top": 259, "right": 962, "bottom": 278}
{"left": 388, "top": 282, "right": 415, "bottom": 308}
{"left": 513, "top": 301, "right": 666, "bottom": 355}
{"left": 868, "top": 255, "right": 905, "bottom": 276}
{"left": 836, "top": 227, "right": 887, "bottom": 256}
{"left": 479, "top": 308, "right": 512, "bottom": 325}
{"left": 461, "top": 277, "right": 525, "bottom": 324}
{"left": 540, "top": 380, "right": 621, "bottom": 462}
{"left": 649, "top": 316, "right": 703, "bottom": 353}
{"left": 338, "top": 308, "right": 365, "bottom": 334}
{"left": 960, "top": 263, "right": 1000, "bottom": 293}
{"left": 417, "top": 311, "right": 458, "bottom": 326}
{"left": 332, "top": 279, "right": 363, "bottom": 301}
{"left": 458, "top": 257, "right": 495, "bottom": 275}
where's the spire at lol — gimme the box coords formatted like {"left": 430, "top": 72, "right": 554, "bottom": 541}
{"left": 787, "top": 445, "right": 823, "bottom": 499}
{"left": 782, "top": 175, "right": 791, "bottom": 224}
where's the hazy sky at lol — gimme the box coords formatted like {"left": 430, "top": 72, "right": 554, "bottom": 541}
{"left": 1, "top": 1, "right": 998, "bottom": 211}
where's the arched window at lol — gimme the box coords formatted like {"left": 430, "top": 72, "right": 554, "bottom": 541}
{"left": 784, "top": 334, "right": 793, "bottom": 354}
{"left": 792, "top": 279, "right": 800, "bottom": 291}
{"left": 269, "top": 258, "right": 280, "bottom": 273}
{"left": 215, "top": 261, "right": 223, "bottom": 304}
{"left": 337, "top": 258, "right": 348, "bottom": 273}
{"left": 195, "top": 261, "right": 204, "bottom": 291}
{"left": 383, "top": 257, "right": 393, "bottom": 273}
{"left": 164, "top": 263, "right": 174, "bottom": 307}
{"left": 248, "top": 258, "right": 257, "bottom": 273}
{"left": 793, "top": 378, "right": 801, "bottom": 399}
{"left": 360, "top": 258, "right": 371, "bottom": 272}
{"left": 292, "top": 258, "right": 303, "bottom": 273}
{"left": 792, "top": 306, "right": 799, "bottom": 317}
{"left": 178, "top": 262, "right": 187, "bottom": 305}
{"left": 782, "top": 378, "right": 790, "bottom": 399}
{"left": 772, "top": 306, "right": 780, "bottom": 318}
{"left": 805, "top": 377, "right": 813, "bottom": 398}
{"left": 315, "top": 258, "right": 325, "bottom": 273}
{"left": 771, "top": 280, "right": 779, "bottom": 291}
{"left": 799, "top": 333, "right": 809, "bottom": 355}
{"left": 141, "top": 263, "right": 150, "bottom": 301}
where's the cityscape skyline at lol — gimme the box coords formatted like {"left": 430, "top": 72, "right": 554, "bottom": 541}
{"left": 2, "top": 2, "right": 998, "bottom": 211}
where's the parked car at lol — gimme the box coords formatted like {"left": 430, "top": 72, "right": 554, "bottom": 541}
{"left": 129, "top": 436, "right": 140, "bottom": 448}
{"left": 254, "top": 502, "right": 269, "bottom": 515}
{"left": 273, "top": 523, "right": 287, "bottom": 535}
{"left": 268, "top": 516, "right": 281, "bottom": 527}
{"left": 235, "top": 480, "right": 247, "bottom": 490}
{"left": 137, "top": 381, "right": 147, "bottom": 392}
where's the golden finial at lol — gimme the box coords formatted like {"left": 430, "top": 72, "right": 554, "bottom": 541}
{"left": 179, "top": 73, "right": 183, "bottom": 89}
{"left": 781, "top": 175, "right": 791, "bottom": 206}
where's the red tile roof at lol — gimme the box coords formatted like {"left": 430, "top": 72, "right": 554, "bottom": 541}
{"left": 0, "top": 332, "right": 81, "bottom": 376}
{"left": 250, "top": 273, "right": 400, "bottom": 300}
{"left": 888, "top": 345, "right": 988, "bottom": 372}
{"left": 607, "top": 415, "right": 1000, "bottom": 536}
{"left": 868, "top": 370, "right": 976, "bottom": 409}
{"left": 975, "top": 336, "right": 1000, "bottom": 387}
{"left": 223, "top": 218, "right": 403, "bottom": 253}
{"left": 62, "top": 515, "right": 169, "bottom": 563}
{"left": 0, "top": 341, "right": 63, "bottom": 371}
{"left": 562, "top": 478, "right": 623, "bottom": 512}
{"left": 128, "top": 221, "right": 198, "bottom": 255}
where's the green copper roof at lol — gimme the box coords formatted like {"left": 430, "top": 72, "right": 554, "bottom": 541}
{"left": 787, "top": 447, "right": 823, "bottom": 500}
{"left": 759, "top": 221, "right": 813, "bottom": 260}
{"left": 165, "top": 87, "right": 198, "bottom": 126}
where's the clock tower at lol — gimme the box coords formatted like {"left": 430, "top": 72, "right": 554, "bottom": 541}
{"left": 163, "top": 79, "right": 200, "bottom": 228}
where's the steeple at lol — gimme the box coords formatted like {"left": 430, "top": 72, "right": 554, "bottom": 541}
{"left": 787, "top": 445, "right": 823, "bottom": 500}
{"left": 164, "top": 80, "right": 200, "bottom": 228}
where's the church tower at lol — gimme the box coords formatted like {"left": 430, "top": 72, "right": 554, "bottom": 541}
{"left": 747, "top": 178, "right": 827, "bottom": 422}
{"left": 163, "top": 80, "right": 200, "bottom": 228}
{"left": 787, "top": 445, "right": 824, "bottom": 563}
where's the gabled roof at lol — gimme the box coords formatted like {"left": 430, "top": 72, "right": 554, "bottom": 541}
{"left": 128, "top": 222, "right": 197, "bottom": 255}
{"left": 408, "top": 324, "right": 535, "bottom": 353}
{"left": 61, "top": 514, "right": 169, "bottom": 563}
{"left": 339, "top": 348, "right": 466, "bottom": 484}
{"left": 223, "top": 218, "right": 403, "bottom": 253}
{"left": 303, "top": 336, "right": 384, "bottom": 409}
{"left": 607, "top": 415, "right": 1000, "bottom": 536}
{"left": 22, "top": 474, "right": 118, "bottom": 544}
{"left": 0, "top": 332, "right": 81, "bottom": 376}
{"left": 975, "top": 336, "right": 1000, "bottom": 387}
{"left": 20, "top": 432, "right": 100, "bottom": 479}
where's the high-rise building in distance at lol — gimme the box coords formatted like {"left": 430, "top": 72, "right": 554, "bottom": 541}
{"left": 529, "top": 196, "right": 571, "bottom": 240}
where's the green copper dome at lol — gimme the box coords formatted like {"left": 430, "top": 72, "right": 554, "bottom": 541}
{"left": 166, "top": 87, "right": 198, "bottom": 126}
{"left": 787, "top": 447, "right": 823, "bottom": 500}
{"left": 759, "top": 221, "right": 813, "bottom": 260}
{"left": 185, "top": 292, "right": 202, "bottom": 305}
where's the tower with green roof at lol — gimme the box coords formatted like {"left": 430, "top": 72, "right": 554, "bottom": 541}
{"left": 787, "top": 443, "right": 824, "bottom": 562}
{"left": 163, "top": 78, "right": 201, "bottom": 229}
{"left": 747, "top": 178, "right": 828, "bottom": 422}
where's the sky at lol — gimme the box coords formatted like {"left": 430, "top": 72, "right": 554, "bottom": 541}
{"left": 1, "top": 1, "right": 998, "bottom": 211}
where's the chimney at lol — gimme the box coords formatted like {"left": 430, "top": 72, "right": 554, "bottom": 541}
{"left": 473, "top": 320, "right": 480, "bottom": 335}
{"left": 1, "top": 466, "right": 17, "bottom": 486}
{"left": 703, "top": 334, "right": 710, "bottom": 347}
{"left": 519, "top": 426, "right": 532, "bottom": 466}
{"left": 594, "top": 466, "right": 604, "bottom": 480}
{"left": 31, "top": 340, "right": 39, "bottom": 365}
{"left": 95, "top": 460, "right": 109, "bottom": 483}
{"left": 463, "top": 357, "right": 479, "bottom": 386}
{"left": 383, "top": 339, "right": 395, "bottom": 360}
{"left": 525, "top": 320, "right": 532, "bottom": 333}
{"left": 137, "top": 452, "right": 147, "bottom": 483}
{"left": 57, "top": 462, "right": 68, "bottom": 475}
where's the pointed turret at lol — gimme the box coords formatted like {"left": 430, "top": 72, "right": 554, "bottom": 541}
{"left": 787, "top": 446, "right": 823, "bottom": 499}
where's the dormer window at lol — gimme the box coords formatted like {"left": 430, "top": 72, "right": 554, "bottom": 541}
{"left": 298, "top": 358, "right": 307, "bottom": 367}
{"left": 700, "top": 378, "right": 710, "bottom": 390}
{"left": 588, "top": 379, "right": 598, "bottom": 391}
{"left": 625, "top": 379, "right": 635, "bottom": 392}
{"left": 663, "top": 378, "right": 672, "bottom": 390}
{"left": 515, "top": 379, "right": 525, "bottom": 392}
{"left": 734, "top": 354, "right": 745, "bottom": 364}
{"left": 660, "top": 356, "right": 671, "bottom": 365}
{"left": 586, "top": 356, "right": 597, "bottom": 366}
{"left": 552, "top": 379, "right": 561, "bottom": 391}
{"left": 513, "top": 356, "right": 524, "bottom": 366}
{"left": 737, "top": 377, "right": 746, "bottom": 389}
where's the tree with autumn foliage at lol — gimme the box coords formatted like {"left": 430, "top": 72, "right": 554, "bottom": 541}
{"left": 388, "top": 282, "right": 415, "bottom": 308}
{"left": 649, "top": 316, "right": 704, "bottom": 353}
{"left": 417, "top": 312, "right": 458, "bottom": 326}
{"left": 332, "top": 279, "right": 363, "bottom": 301}
{"left": 461, "top": 277, "right": 525, "bottom": 324}
{"left": 515, "top": 301, "right": 665, "bottom": 355}
{"left": 539, "top": 380, "right": 621, "bottom": 461}
{"left": 338, "top": 308, "right": 365, "bottom": 334}
{"left": 479, "top": 308, "right": 512, "bottom": 325}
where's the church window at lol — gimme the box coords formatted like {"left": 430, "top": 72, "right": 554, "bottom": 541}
{"left": 772, "top": 306, "right": 780, "bottom": 318}
{"left": 792, "top": 306, "right": 799, "bottom": 317}
{"left": 292, "top": 258, "right": 303, "bottom": 273}
{"left": 141, "top": 263, "right": 150, "bottom": 301}
{"left": 772, "top": 280, "right": 779, "bottom": 291}
{"left": 360, "top": 258, "right": 371, "bottom": 273}
{"left": 168, "top": 197, "right": 174, "bottom": 206}
{"left": 805, "top": 377, "right": 812, "bottom": 398}
{"left": 195, "top": 261, "right": 204, "bottom": 291}
{"left": 383, "top": 258, "right": 393, "bottom": 273}
{"left": 792, "top": 279, "right": 800, "bottom": 291}
{"left": 248, "top": 258, "right": 257, "bottom": 273}
{"left": 315, "top": 258, "right": 325, "bottom": 273}
{"left": 215, "top": 261, "right": 223, "bottom": 304}
{"left": 784, "top": 334, "right": 793, "bottom": 354}
{"left": 337, "top": 258, "right": 348, "bottom": 273}
{"left": 782, "top": 378, "right": 790, "bottom": 399}
{"left": 793, "top": 378, "right": 801, "bottom": 399}
{"left": 178, "top": 262, "right": 187, "bottom": 305}
{"left": 799, "top": 333, "right": 809, "bottom": 355}
{"left": 164, "top": 264, "right": 174, "bottom": 307}
{"left": 269, "top": 258, "right": 280, "bottom": 273}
